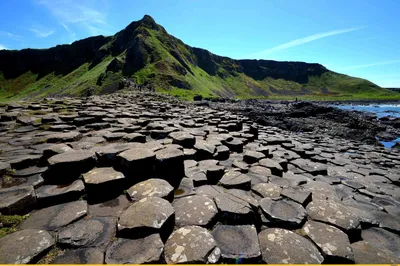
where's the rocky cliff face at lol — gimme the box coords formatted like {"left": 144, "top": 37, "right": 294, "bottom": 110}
{"left": 0, "top": 15, "right": 389, "bottom": 100}
{"left": 0, "top": 36, "right": 110, "bottom": 80}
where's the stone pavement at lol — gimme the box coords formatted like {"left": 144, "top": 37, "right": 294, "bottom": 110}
{"left": 0, "top": 92, "right": 399, "bottom": 264}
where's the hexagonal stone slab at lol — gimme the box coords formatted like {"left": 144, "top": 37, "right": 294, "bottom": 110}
{"left": 90, "top": 143, "right": 137, "bottom": 166}
{"left": 281, "top": 187, "right": 312, "bottom": 206}
{"left": 290, "top": 159, "right": 327, "bottom": 176}
{"left": 127, "top": 178, "right": 174, "bottom": 202}
{"left": 302, "top": 181, "right": 340, "bottom": 201}
{"left": 36, "top": 179, "right": 85, "bottom": 208}
{"left": 214, "top": 192, "right": 256, "bottom": 225}
{"left": 173, "top": 195, "right": 218, "bottom": 228}
{"left": 243, "top": 150, "right": 265, "bottom": 164}
{"left": 42, "top": 143, "right": 72, "bottom": 159}
{"left": 371, "top": 210, "right": 400, "bottom": 234}
{"left": 303, "top": 220, "right": 354, "bottom": 263}
{"left": 44, "top": 150, "right": 97, "bottom": 184}
{"left": 259, "top": 158, "right": 283, "bottom": 176}
{"left": 21, "top": 200, "right": 87, "bottom": 231}
{"left": 0, "top": 229, "right": 55, "bottom": 264}
{"left": 169, "top": 131, "right": 196, "bottom": 148}
{"left": 361, "top": 227, "right": 400, "bottom": 257}
{"left": 88, "top": 195, "right": 130, "bottom": 217}
{"left": 46, "top": 131, "right": 82, "bottom": 143}
{"left": 117, "top": 147, "right": 155, "bottom": 179}
{"left": 260, "top": 198, "right": 306, "bottom": 228}
{"left": 252, "top": 183, "right": 281, "bottom": 199}
{"left": 165, "top": 226, "right": 220, "bottom": 264}
{"left": 13, "top": 166, "right": 48, "bottom": 178}
{"left": 351, "top": 241, "right": 399, "bottom": 264}
{"left": 219, "top": 171, "right": 251, "bottom": 190}
{"left": 258, "top": 228, "right": 324, "bottom": 264}
{"left": 0, "top": 185, "right": 36, "bottom": 214}
{"left": 155, "top": 148, "right": 185, "bottom": 188}
{"left": 58, "top": 216, "right": 116, "bottom": 251}
{"left": 50, "top": 248, "right": 104, "bottom": 264}
{"left": 212, "top": 225, "right": 261, "bottom": 262}
{"left": 106, "top": 234, "right": 164, "bottom": 264}
{"left": 123, "top": 133, "right": 146, "bottom": 143}
{"left": 82, "top": 167, "right": 125, "bottom": 203}
{"left": 118, "top": 196, "right": 174, "bottom": 239}
{"left": 306, "top": 199, "right": 361, "bottom": 233}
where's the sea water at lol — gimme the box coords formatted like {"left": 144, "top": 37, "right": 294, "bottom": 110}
{"left": 335, "top": 104, "right": 400, "bottom": 148}
{"left": 335, "top": 104, "right": 400, "bottom": 118}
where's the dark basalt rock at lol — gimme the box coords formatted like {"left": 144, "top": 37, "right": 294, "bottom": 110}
{"left": 127, "top": 178, "right": 174, "bottom": 202}
{"left": 44, "top": 150, "right": 97, "bottom": 184}
{"left": 303, "top": 220, "right": 354, "bottom": 263}
{"left": 117, "top": 196, "right": 175, "bottom": 240}
{"left": 165, "top": 226, "right": 220, "bottom": 264}
{"left": 58, "top": 216, "right": 116, "bottom": 251}
{"left": 50, "top": 248, "right": 104, "bottom": 264}
{"left": 21, "top": 200, "right": 88, "bottom": 231}
{"left": 260, "top": 198, "right": 306, "bottom": 228}
{"left": 82, "top": 167, "right": 126, "bottom": 203}
{"left": 173, "top": 195, "right": 218, "bottom": 228}
{"left": 36, "top": 179, "right": 85, "bottom": 208}
{"left": 0, "top": 229, "right": 55, "bottom": 264}
{"left": 258, "top": 228, "right": 324, "bottom": 264}
{"left": 0, "top": 185, "right": 36, "bottom": 214}
{"left": 212, "top": 224, "right": 261, "bottom": 263}
{"left": 106, "top": 234, "right": 164, "bottom": 264}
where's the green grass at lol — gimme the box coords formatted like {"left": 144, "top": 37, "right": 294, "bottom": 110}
{"left": 0, "top": 214, "right": 29, "bottom": 238}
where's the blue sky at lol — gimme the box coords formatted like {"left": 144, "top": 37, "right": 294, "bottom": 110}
{"left": 0, "top": 0, "right": 399, "bottom": 87}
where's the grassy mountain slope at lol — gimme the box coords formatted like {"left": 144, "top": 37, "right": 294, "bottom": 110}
{"left": 0, "top": 15, "right": 398, "bottom": 101}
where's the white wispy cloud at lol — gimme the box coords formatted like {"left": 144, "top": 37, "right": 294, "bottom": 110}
{"left": 29, "top": 26, "right": 55, "bottom": 38}
{"left": 37, "top": 0, "right": 112, "bottom": 36}
{"left": 0, "top": 44, "right": 7, "bottom": 50}
{"left": 339, "top": 60, "right": 400, "bottom": 70}
{"left": 251, "top": 26, "right": 365, "bottom": 58}
{"left": 0, "top": 31, "right": 23, "bottom": 40}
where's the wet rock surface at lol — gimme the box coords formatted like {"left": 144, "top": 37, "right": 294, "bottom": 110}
{"left": 0, "top": 92, "right": 399, "bottom": 264}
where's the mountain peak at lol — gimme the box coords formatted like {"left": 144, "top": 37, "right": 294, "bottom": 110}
{"left": 138, "top": 14, "right": 158, "bottom": 30}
